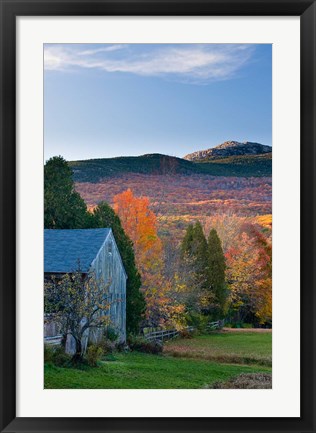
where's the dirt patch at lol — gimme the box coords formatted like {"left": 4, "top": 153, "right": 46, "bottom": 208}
{"left": 206, "top": 373, "right": 272, "bottom": 389}
{"left": 165, "top": 350, "right": 271, "bottom": 367}
{"left": 222, "top": 328, "right": 272, "bottom": 333}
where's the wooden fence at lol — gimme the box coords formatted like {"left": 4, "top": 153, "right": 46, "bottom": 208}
{"left": 143, "top": 320, "right": 225, "bottom": 342}
{"left": 45, "top": 320, "right": 226, "bottom": 346}
{"left": 206, "top": 319, "right": 226, "bottom": 331}
{"left": 44, "top": 335, "right": 63, "bottom": 346}
{"left": 143, "top": 326, "right": 195, "bottom": 342}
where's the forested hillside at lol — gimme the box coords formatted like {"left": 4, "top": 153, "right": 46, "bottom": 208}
{"left": 46, "top": 147, "right": 272, "bottom": 334}
{"left": 69, "top": 151, "right": 271, "bottom": 183}
{"left": 76, "top": 173, "right": 271, "bottom": 241}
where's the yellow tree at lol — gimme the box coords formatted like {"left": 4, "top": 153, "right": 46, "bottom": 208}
{"left": 225, "top": 224, "right": 272, "bottom": 324}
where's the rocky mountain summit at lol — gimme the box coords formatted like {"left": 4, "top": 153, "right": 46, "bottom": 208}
{"left": 184, "top": 141, "right": 272, "bottom": 162}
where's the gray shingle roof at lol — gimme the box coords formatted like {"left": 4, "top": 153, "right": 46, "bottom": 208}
{"left": 44, "top": 228, "right": 111, "bottom": 273}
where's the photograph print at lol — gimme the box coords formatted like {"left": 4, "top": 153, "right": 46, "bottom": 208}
{"left": 44, "top": 43, "right": 272, "bottom": 389}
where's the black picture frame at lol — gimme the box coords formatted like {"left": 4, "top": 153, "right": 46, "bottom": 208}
{"left": 0, "top": 1, "right": 315, "bottom": 432}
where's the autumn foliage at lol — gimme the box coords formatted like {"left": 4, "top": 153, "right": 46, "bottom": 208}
{"left": 111, "top": 187, "right": 272, "bottom": 328}
{"left": 113, "top": 189, "right": 163, "bottom": 279}
{"left": 45, "top": 155, "right": 272, "bottom": 330}
{"left": 225, "top": 224, "right": 272, "bottom": 324}
{"left": 113, "top": 189, "right": 185, "bottom": 328}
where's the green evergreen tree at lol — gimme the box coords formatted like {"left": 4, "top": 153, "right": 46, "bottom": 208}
{"left": 180, "top": 223, "right": 194, "bottom": 257}
{"left": 192, "top": 222, "right": 209, "bottom": 282}
{"left": 91, "top": 201, "right": 146, "bottom": 335}
{"left": 181, "top": 221, "right": 209, "bottom": 290}
{"left": 44, "top": 156, "right": 89, "bottom": 229}
{"left": 208, "top": 228, "right": 227, "bottom": 316}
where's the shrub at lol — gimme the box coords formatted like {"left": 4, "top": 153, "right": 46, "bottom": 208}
{"left": 44, "top": 344, "right": 54, "bottom": 363}
{"left": 179, "top": 329, "right": 193, "bottom": 339}
{"left": 86, "top": 344, "right": 104, "bottom": 367}
{"left": 51, "top": 346, "right": 72, "bottom": 367}
{"left": 98, "top": 339, "right": 115, "bottom": 355}
{"left": 224, "top": 323, "right": 233, "bottom": 328}
{"left": 104, "top": 327, "right": 119, "bottom": 342}
{"left": 227, "top": 322, "right": 240, "bottom": 328}
{"left": 241, "top": 323, "right": 253, "bottom": 329}
{"left": 185, "top": 312, "right": 210, "bottom": 332}
{"left": 127, "top": 335, "right": 163, "bottom": 354}
{"left": 117, "top": 341, "right": 130, "bottom": 353}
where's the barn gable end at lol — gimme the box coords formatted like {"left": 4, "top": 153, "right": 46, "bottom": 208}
{"left": 44, "top": 228, "right": 127, "bottom": 350}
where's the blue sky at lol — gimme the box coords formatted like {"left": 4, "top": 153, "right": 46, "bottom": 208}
{"left": 44, "top": 43, "right": 272, "bottom": 161}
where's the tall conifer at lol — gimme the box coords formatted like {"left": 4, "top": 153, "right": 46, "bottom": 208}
{"left": 208, "top": 228, "right": 227, "bottom": 316}
{"left": 181, "top": 224, "right": 194, "bottom": 257}
{"left": 181, "top": 221, "right": 209, "bottom": 291}
{"left": 44, "top": 156, "right": 89, "bottom": 229}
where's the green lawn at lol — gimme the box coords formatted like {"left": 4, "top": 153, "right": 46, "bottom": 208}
{"left": 44, "top": 331, "right": 272, "bottom": 389}
{"left": 164, "top": 331, "right": 272, "bottom": 366}
{"left": 44, "top": 351, "right": 271, "bottom": 389}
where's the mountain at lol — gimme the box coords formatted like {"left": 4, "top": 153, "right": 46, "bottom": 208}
{"left": 69, "top": 154, "right": 196, "bottom": 183}
{"left": 69, "top": 146, "right": 272, "bottom": 184}
{"left": 184, "top": 141, "right": 272, "bottom": 162}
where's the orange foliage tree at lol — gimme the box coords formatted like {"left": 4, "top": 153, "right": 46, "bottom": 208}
{"left": 113, "top": 188, "right": 162, "bottom": 277}
{"left": 113, "top": 188, "right": 184, "bottom": 328}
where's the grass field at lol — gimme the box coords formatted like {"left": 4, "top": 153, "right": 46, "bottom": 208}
{"left": 44, "top": 331, "right": 272, "bottom": 389}
{"left": 164, "top": 331, "right": 272, "bottom": 366}
{"left": 44, "top": 351, "right": 271, "bottom": 389}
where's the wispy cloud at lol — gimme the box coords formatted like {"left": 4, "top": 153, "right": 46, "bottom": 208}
{"left": 44, "top": 44, "right": 255, "bottom": 82}
{"left": 78, "top": 45, "right": 127, "bottom": 56}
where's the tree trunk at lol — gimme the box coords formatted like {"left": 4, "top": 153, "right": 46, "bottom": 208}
{"left": 61, "top": 333, "right": 67, "bottom": 349}
{"left": 72, "top": 336, "right": 83, "bottom": 364}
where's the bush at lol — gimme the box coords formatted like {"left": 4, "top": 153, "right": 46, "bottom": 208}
{"left": 185, "top": 312, "right": 210, "bottom": 332}
{"left": 179, "top": 329, "right": 194, "bottom": 339}
{"left": 225, "top": 322, "right": 253, "bottom": 329}
{"left": 44, "top": 344, "right": 54, "bottom": 363}
{"left": 50, "top": 346, "right": 72, "bottom": 367}
{"left": 117, "top": 341, "right": 130, "bottom": 353}
{"left": 104, "top": 327, "right": 119, "bottom": 342}
{"left": 241, "top": 323, "right": 253, "bottom": 329}
{"left": 127, "top": 335, "right": 163, "bottom": 354}
{"left": 86, "top": 344, "right": 104, "bottom": 367}
{"left": 224, "top": 323, "right": 233, "bottom": 328}
{"left": 98, "top": 339, "right": 114, "bottom": 354}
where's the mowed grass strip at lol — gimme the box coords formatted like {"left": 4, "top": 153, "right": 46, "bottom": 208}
{"left": 44, "top": 352, "right": 271, "bottom": 389}
{"left": 164, "top": 332, "right": 272, "bottom": 366}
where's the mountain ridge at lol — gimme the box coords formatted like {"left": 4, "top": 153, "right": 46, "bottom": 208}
{"left": 69, "top": 150, "right": 271, "bottom": 183}
{"left": 184, "top": 141, "right": 272, "bottom": 162}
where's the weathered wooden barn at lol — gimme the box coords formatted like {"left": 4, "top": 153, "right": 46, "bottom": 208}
{"left": 44, "top": 228, "right": 127, "bottom": 352}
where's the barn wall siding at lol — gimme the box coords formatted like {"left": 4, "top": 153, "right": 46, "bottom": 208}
{"left": 91, "top": 232, "right": 127, "bottom": 343}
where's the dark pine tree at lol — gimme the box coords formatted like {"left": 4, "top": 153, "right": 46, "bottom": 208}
{"left": 192, "top": 221, "right": 209, "bottom": 282}
{"left": 44, "top": 156, "right": 89, "bottom": 229}
{"left": 181, "top": 221, "right": 209, "bottom": 291}
{"left": 180, "top": 223, "right": 194, "bottom": 258}
{"left": 208, "top": 228, "right": 227, "bottom": 317}
{"left": 91, "top": 201, "right": 146, "bottom": 335}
